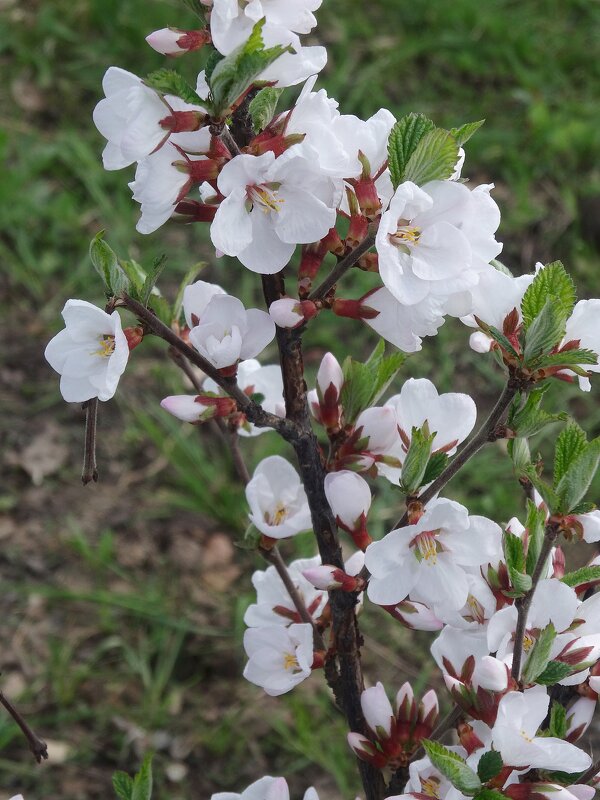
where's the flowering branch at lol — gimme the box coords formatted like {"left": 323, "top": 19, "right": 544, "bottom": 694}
{"left": 511, "top": 520, "right": 561, "bottom": 682}
{"left": 307, "top": 231, "right": 376, "bottom": 302}
{"left": 0, "top": 688, "right": 48, "bottom": 764}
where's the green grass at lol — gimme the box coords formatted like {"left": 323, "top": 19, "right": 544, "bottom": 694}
{"left": 2, "top": 0, "right": 600, "bottom": 797}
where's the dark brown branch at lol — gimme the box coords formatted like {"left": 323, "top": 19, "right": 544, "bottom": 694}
{"left": 511, "top": 521, "right": 560, "bottom": 681}
{"left": 261, "top": 272, "right": 385, "bottom": 800}
{"left": 393, "top": 380, "right": 518, "bottom": 528}
{"left": 228, "top": 428, "right": 251, "bottom": 485}
{"left": 307, "top": 232, "right": 376, "bottom": 302}
{"left": 120, "top": 294, "right": 298, "bottom": 439}
{"left": 81, "top": 398, "right": 99, "bottom": 485}
{"left": 0, "top": 689, "right": 48, "bottom": 764}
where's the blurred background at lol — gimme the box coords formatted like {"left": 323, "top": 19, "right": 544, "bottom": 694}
{"left": 1, "top": 1, "right": 600, "bottom": 798}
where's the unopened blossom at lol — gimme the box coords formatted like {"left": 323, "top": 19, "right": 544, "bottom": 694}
{"left": 210, "top": 149, "right": 337, "bottom": 274}
{"left": 566, "top": 697, "right": 595, "bottom": 742}
{"left": 45, "top": 299, "right": 129, "bottom": 403}
{"left": 366, "top": 499, "right": 501, "bottom": 611}
{"left": 160, "top": 393, "right": 233, "bottom": 423}
{"left": 188, "top": 295, "right": 275, "bottom": 369}
{"left": 246, "top": 456, "right": 312, "bottom": 539}
{"left": 269, "top": 298, "right": 318, "bottom": 329}
{"left": 145, "top": 27, "right": 210, "bottom": 56}
{"left": 386, "top": 599, "right": 444, "bottom": 632}
{"left": 324, "top": 471, "right": 371, "bottom": 530}
{"left": 563, "top": 299, "right": 600, "bottom": 390}
{"left": 362, "top": 682, "right": 395, "bottom": 738}
{"left": 243, "top": 622, "right": 314, "bottom": 696}
{"left": 461, "top": 265, "right": 534, "bottom": 352}
{"left": 204, "top": 359, "right": 285, "bottom": 436}
{"left": 376, "top": 180, "right": 502, "bottom": 314}
{"left": 491, "top": 687, "right": 591, "bottom": 771}
{"left": 93, "top": 67, "right": 205, "bottom": 170}
{"left": 244, "top": 556, "right": 327, "bottom": 628}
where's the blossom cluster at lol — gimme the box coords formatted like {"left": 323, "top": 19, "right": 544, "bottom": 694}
{"left": 41, "top": 0, "right": 600, "bottom": 799}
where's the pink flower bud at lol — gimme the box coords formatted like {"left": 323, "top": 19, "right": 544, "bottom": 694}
{"left": 324, "top": 471, "right": 371, "bottom": 530}
{"left": 418, "top": 689, "right": 439, "bottom": 724}
{"left": 566, "top": 697, "right": 595, "bottom": 742}
{"left": 361, "top": 682, "right": 394, "bottom": 738}
{"left": 269, "top": 298, "right": 304, "bottom": 328}
{"left": 394, "top": 682, "right": 415, "bottom": 721}
{"left": 347, "top": 733, "right": 387, "bottom": 768}
{"left": 302, "top": 565, "right": 363, "bottom": 592}
{"left": 475, "top": 655, "right": 509, "bottom": 692}
{"left": 160, "top": 394, "right": 212, "bottom": 423}
{"left": 145, "top": 27, "right": 210, "bottom": 56}
{"left": 317, "top": 352, "right": 343, "bottom": 399}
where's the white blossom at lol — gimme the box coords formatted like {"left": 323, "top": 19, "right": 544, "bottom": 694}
{"left": 243, "top": 623, "right": 314, "bottom": 696}
{"left": 246, "top": 456, "right": 312, "bottom": 538}
{"left": 244, "top": 556, "right": 327, "bottom": 627}
{"left": 211, "top": 775, "right": 291, "bottom": 800}
{"left": 324, "top": 471, "right": 371, "bottom": 530}
{"left": 45, "top": 299, "right": 129, "bottom": 403}
{"left": 563, "top": 299, "right": 600, "bottom": 391}
{"left": 360, "top": 287, "right": 446, "bottom": 354}
{"left": 182, "top": 279, "right": 227, "bottom": 328}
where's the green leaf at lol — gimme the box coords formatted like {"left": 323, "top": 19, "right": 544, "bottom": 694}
{"left": 387, "top": 113, "right": 435, "bottom": 189}
{"left": 209, "top": 19, "right": 290, "bottom": 117}
{"left": 450, "top": 119, "right": 485, "bottom": 146}
{"left": 525, "top": 499, "right": 546, "bottom": 576}
{"left": 523, "top": 299, "right": 567, "bottom": 362}
{"left": 531, "top": 348, "right": 598, "bottom": 371}
{"left": 132, "top": 754, "right": 153, "bottom": 800}
{"left": 113, "top": 771, "right": 134, "bottom": 800}
{"left": 535, "top": 660, "right": 576, "bottom": 685}
{"left": 141, "top": 254, "right": 167, "bottom": 306}
{"left": 570, "top": 501, "right": 596, "bottom": 515}
{"left": 119, "top": 259, "right": 147, "bottom": 299}
{"left": 340, "top": 340, "right": 407, "bottom": 424}
{"left": 523, "top": 465, "right": 560, "bottom": 513}
{"left": 521, "top": 261, "right": 576, "bottom": 331}
{"left": 148, "top": 294, "right": 172, "bottom": 326}
{"left": 145, "top": 68, "right": 203, "bottom": 105}
{"left": 474, "top": 318, "right": 519, "bottom": 358}
{"left": 204, "top": 49, "right": 224, "bottom": 81}
{"left": 422, "top": 451, "right": 449, "bottom": 485}
{"left": 422, "top": 740, "right": 481, "bottom": 796}
{"left": 403, "top": 128, "right": 460, "bottom": 186}
{"left": 508, "top": 437, "right": 531, "bottom": 474}
{"left": 554, "top": 422, "right": 588, "bottom": 485}
{"left": 474, "top": 791, "right": 506, "bottom": 800}
{"left": 89, "top": 232, "right": 130, "bottom": 296}
{"left": 476, "top": 750, "right": 503, "bottom": 783}
{"left": 400, "top": 426, "right": 435, "bottom": 494}
{"left": 561, "top": 565, "right": 600, "bottom": 588}
{"left": 522, "top": 623, "right": 557, "bottom": 683}
{"left": 172, "top": 263, "right": 207, "bottom": 324}
{"left": 508, "top": 388, "right": 567, "bottom": 439}
{"left": 555, "top": 437, "right": 600, "bottom": 514}
{"left": 548, "top": 701, "right": 567, "bottom": 739}
{"left": 249, "top": 87, "right": 283, "bottom": 132}
{"left": 503, "top": 530, "right": 531, "bottom": 594}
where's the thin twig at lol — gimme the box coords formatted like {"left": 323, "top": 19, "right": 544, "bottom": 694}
{"left": 81, "top": 398, "right": 99, "bottom": 485}
{"left": 168, "top": 347, "right": 204, "bottom": 393}
{"left": 228, "top": 429, "right": 251, "bottom": 485}
{"left": 307, "top": 232, "right": 376, "bottom": 302}
{"left": 0, "top": 689, "right": 48, "bottom": 764}
{"left": 511, "top": 522, "right": 560, "bottom": 681}
{"left": 393, "top": 381, "right": 519, "bottom": 528}
{"left": 120, "top": 294, "right": 297, "bottom": 439}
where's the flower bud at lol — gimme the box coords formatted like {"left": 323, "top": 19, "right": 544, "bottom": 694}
{"left": 361, "top": 682, "right": 394, "bottom": 738}
{"left": 474, "top": 655, "right": 509, "bottom": 692}
{"left": 145, "top": 27, "right": 211, "bottom": 56}
{"left": 160, "top": 394, "right": 213, "bottom": 423}
{"left": 324, "top": 471, "right": 371, "bottom": 531}
{"left": 354, "top": 406, "right": 398, "bottom": 453}
{"left": 394, "top": 682, "right": 415, "bottom": 721}
{"left": 418, "top": 689, "right": 439, "bottom": 725}
{"left": 566, "top": 697, "right": 595, "bottom": 742}
{"left": 302, "top": 565, "right": 365, "bottom": 592}
{"left": 269, "top": 298, "right": 318, "bottom": 329}
{"left": 123, "top": 325, "right": 144, "bottom": 350}
{"left": 347, "top": 733, "right": 388, "bottom": 768}
{"left": 317, "top": 352, "right": 343, "bottom": 400}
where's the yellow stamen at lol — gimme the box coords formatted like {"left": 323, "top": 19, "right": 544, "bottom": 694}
{"left": 283, "top": 652, "right": 300, "bottom": 672}
{"left": 522, "top": 632, "right": 536, "bottom": 653}
{"left": 94, "top": 334, "right": 116, "bottom": 358}
{"left": 420, "top": 776, "right": 441, "bottom": 799}
{"left": 248, "top": 184, "right": 285, "bottom": 214}
{"left": 466, "top": 594, "right": 485, "bottom": 624}
{"left": 264, "top": 504, "right": 289, "bottom": 526}
{"left": 414, "top": 532, "right": 437, "bottom": 564}
{"left": 389, "top": 224, "right": 421, "bottom": 247}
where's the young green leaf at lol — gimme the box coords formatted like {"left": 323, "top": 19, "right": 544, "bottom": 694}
{"left": 476, "top": 750, "right": 503, "bottom": 783}
{"left": 113, "top": 771, "right": 134, "bottom": 800}
{"left": 523, "top": 465, "right": 560, "bottom": 513}
{"left": 132, "top": 753, "right": 153, "bottom": 800}
{"left": 503, "top": 530, "right": 531, "bottom": 593}
{"left": 119, "top": 259, "right": 148, "bottom": 299}
{"left": 548, "top": 701, "right": 567, "bottom": 739}
{"left": 340, "top": 340, "right": 407, "bottom": 424}
{"left": 554, "top": 422, "right": 587, "bottom": 485}
{"left": 450, "top": 119, "right": 485, "bottom": 146}
{"left": 89, "top": 232, "right": 130, "bottom": 296}
{"left": 402, "top": 128, "right": 460, "bottom": 186}
{"left": 209, "top": 20, "right": 290, "bottom": 117}
{"left": 422, "top": 451, "right": 449, "bottom": 485}
{"left": 145, "top": 69, "right": 203, "bottom": 105}
{"left": 249, "top": 87, "right": 284, "bottom": 132}
{"left": 561, "top": 566, "right": 600, "bottom": 588}
{"left": 387, "top": 113, "right": 435, "bottom": 188}
{"left": 422, "top": 740, "right": 482, "bottom": 796}
{"left": 522, "top": 299, "right": 567, "bottom": 362}
{"left": 522, "top": 623, "right": 557, "bottom": 683}
{"left": 535, "top": 660, "right": 577, "bottom": 685}
{"left": 508, "top": 388, "right": 567, "bottom": 439}
{"left": 507, "top": 437, "right": 531, "bottom": 475}
{"left": 525, "top": 499, "right": 546, "bottom": 576}
{"left": 531, "top": 348, "right": 598, "bottom": 371}
{"left": 520, "top": 261, "right": 576, "bottom": 331}
{"left": 555, "top": 437, "right": 600, "bottom": 514}
{"left": 141, "top": 254, "right": 167, "bottom": 306}
{"left": 401, "top": 426, "right": 435, "bottom": 494}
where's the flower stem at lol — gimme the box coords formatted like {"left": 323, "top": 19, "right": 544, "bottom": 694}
{"left": 0, "top": 689, "right": 48, "bottom": 764}
{"left": 307, "top": 231, "right": 376, "bottom": 302}
{"left": 81, "top": 398, "right": 99, "bottom": 485}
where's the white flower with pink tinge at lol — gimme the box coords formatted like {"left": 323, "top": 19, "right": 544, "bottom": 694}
{"left": 211, "top": 776, "right": 319, "bottom": 800}
{"left": 376, "top": 180, "right": 502, "bottom": 315}
{"left": 365, "top": 499, "right": 501, "bottom": 611}
{"left": 44, "top": 300, "right": 129, "bottom": 403}
{"left": 210, "top": 148, "right": 338, "bottom": 274}
{"left": 243, "top": 622, "right": 314, "bottom": 696}
{"left": 246, "top": 456, "right": 312, "bottom": 539}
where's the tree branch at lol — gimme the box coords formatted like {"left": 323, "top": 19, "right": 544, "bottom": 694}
{"left": 307, "top": 232, "right": 376, "bottom": 302}
{"left": 120, "top": 294, "right": 298, "bottom": 439}
{"left": 0, "top": 689, "right": 48, "bottom": 764}
{"left": 393, "top": 380, "right": 519, "bottom": 529}
{"left": 81, "top": 398, "right": 99, "bottom": 485}
{"left": 511, "top": 521, "right": 560, "bottom": 681}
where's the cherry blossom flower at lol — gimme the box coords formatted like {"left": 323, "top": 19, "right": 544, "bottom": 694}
{"left": 45, "top": 299, "right": 129, "bottom": 402}
{"left": 366, "top": 499, "right": 501, "bottom": 612}
{"left": 358, "top": 287, "right": 446, "bottom": 354}
{"left": 188, "top": 295, "right": 275, "bottom": 369}
{"left": 376, "top": 180, "right": 502, "bottom": 314}
{"left": 211, "top": 775, "right": 307, "bottom": 800}
{"left": 93, "top": 67, "right": 205, "bottom": 170}
{"left": 431, "top": 627, "right": 508, "bottom": 693}
{"left": 244, "top": 556, "right": 327, "bottom": 628}
{"left": 246, "top": 456, "right": 312, "bottom": 538}
{"left": 243, "top": 622, "right": 314, "bottom": 695}
{"left": 210, "top": 149, "right": 337, "bottom": 274}
{"left": 563, "top": 299, "right": 600, "bottom": 391}
{"left": 182, "top": 279, "right": 227, "bottom": 327}
{"left": 387, "top": 747, "right": 469, "bottom": 800}
{"left": 490, "top": 687, "right": 591, "bottom": 771}
{"left": 348, "top": 406, "right": 400, "bottom": 470}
